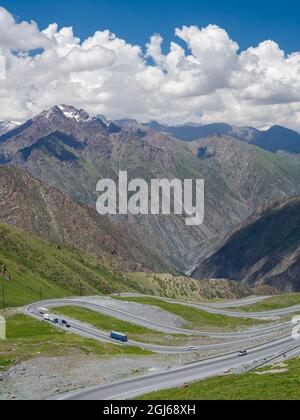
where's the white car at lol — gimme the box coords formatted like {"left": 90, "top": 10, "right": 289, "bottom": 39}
{"left": 189, "top": 346, "right": 198, "bottom": 351}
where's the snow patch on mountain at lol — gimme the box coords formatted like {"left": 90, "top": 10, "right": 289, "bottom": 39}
{"left": 0, "top": 121, "right": 20, "bottom": 135}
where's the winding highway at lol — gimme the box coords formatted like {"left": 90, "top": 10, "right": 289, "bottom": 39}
{"left": 23, "top": 294, "right": 300, "bottom": 400}
{"left": 58, "top": 335, "right": 300, "bottom": 400}
{"left": 25, "top": 304, "right": 267, "bottom": 354}
{"left": 25, "top": 298, "right": 291, "bottom": 341}
{"left": 117, "top": 293, "right": 300, "bottom": 320}
{"left": 183, "top": 301, "right": 300, "bottom": 320}
{"left": 117, "top": 293, "right": 271, "bottom": 308}
{"left": 199, "top": 296, "right": 271, "bottom": 308}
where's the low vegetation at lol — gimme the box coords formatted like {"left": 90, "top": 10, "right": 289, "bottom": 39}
{"left": 233, "top": 294, "right": 300, "bottom": 312}
{"left": 113, "top": 297, "right": 267, "bottom": 331}
{"left": 0, "top": 224, "right": 257, "bottom": 310}
{"left": 0, "top": 224, "right": 148, "bottom": 309}
{"left": 0, "top": 312, "right": 151, "bottom": 373}
{"left": 123, "top": 272, "right": 253, "bottom": 301}
{"left": 139, "top": 358, "right": 300, "bottom": 400}
{"left": 53, "top": 306, "right": 188, "bottom": 346}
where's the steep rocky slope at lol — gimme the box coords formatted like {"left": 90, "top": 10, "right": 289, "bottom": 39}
{"left": 193, "top": 196, "right": 300, "bottom": 292}
{"left": 0, "top": 223, "right": 261, "bottom": 308}
{"left": 1, "top": 105, "right": 300, "bottom": 274}
{"left": 123, "top": 273, "right": 276, "bottom": 301}
{"left": 0, "top": 223, "right": 137, "bottom": 307}
{"left": 0, "top": 165, "right": 167, "bottom": 272}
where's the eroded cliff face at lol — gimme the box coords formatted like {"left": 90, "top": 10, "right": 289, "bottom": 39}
{"left": 0, "top": 165, "right": 164, "bottom": 273}
{"left": 193, "top": 196, "right": 300, "bottom": 292}
{"left": 1, "top": 105, "right": 300, "bottom": 276}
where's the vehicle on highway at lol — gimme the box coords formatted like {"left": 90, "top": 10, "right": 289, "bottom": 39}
{"left": 55, "top": 318, "right": 71, "bottom": 328}
{"left": 38, "top": 307, "right": 48, "bottom": 315}
{"left": 43, "top": 314, "right": 61, "bottom": 325}
{"left": 110, "top": 332, "right": 128, "bottom": 342}
{"left": 238, "top": 350, "right": 248, "bottom": 357}
{"left": 189, "top": 346, "right": 198, "bottom": 351}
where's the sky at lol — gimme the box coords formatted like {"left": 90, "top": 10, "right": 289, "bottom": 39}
{"left": 2, "top": 0, "right": 300, "bottom": 53}
{"left": 1, "top": 1, "right": 300, "bottom": 129}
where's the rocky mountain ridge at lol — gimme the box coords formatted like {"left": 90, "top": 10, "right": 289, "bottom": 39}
{"left": 1, "top": 105, "right": 300, "bottom": 275}
{"left": 193, "top": 195, "right": 300, "bottom": 292}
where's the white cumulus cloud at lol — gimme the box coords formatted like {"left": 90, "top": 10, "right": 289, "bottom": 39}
{"left": 0, "top": 7, "right": 300, "bottom": 130}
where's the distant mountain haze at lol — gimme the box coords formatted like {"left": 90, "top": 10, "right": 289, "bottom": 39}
{"left": 144, "top": 121, "right": 300, "bottom": 154}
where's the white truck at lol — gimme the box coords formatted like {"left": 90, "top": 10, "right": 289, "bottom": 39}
{"left": 38, "top": 307, "right": 48, "bottom": 315}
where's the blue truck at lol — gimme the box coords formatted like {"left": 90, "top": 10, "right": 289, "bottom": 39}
{"left": 110, "top": 331, "right": 128, "bottom": 342}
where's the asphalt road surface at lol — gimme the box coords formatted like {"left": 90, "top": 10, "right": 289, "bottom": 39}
{"left": 25, "top": 298, "right": 291, "bottom": 341}
{"left": 116, "top": 293, "right": 300, "bottom": 320}
{"left": 58, "top": 335, "right": 300, "bottom": 400}
{"left": 117, "top": 293, "right": 270, "bottom": 308}
{"left": 23, "top": 295, "right": 300, "bottom": 400}
{"left": 25, "top": 299, "right": 295, "bottom": 355}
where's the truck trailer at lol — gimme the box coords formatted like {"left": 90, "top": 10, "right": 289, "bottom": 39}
{"left": 110, "top": 332, "right": 128, "bottom": 342}
{"left": 38, "top": 307, "right": 48, "bottom": 315}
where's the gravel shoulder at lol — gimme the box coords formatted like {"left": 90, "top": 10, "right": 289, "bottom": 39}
{"left": 76, "top": 296, "right": 187, "bottom": 328}
{"left": 0, "top": 325, "right": 292, "bottom": 400}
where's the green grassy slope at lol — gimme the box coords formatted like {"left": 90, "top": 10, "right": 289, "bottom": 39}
{"left": 233, "top": 293, "right": 300, "bottom": 312}
{"left": 139, "top": 357, "right": 300, "bottom": 400}
{"left": 122, "top": 273, "right": 254, "bottom": 301}
{"left": 0, "top": 222, "right": 260, "bottom": 310}
{"left": 1, "top": 222, "right": 247, "bottom": 310}
{"left": 0, "top": 223, "right": 141, "bottom": 308}
{"left": 54, "top": 306, "right": 187, "bottom": 345}
{"left": 0, "top": 313, "right": 150, "bottom": 372}
{"left": 113, "top": 296, "right": 267, "bottom": 331}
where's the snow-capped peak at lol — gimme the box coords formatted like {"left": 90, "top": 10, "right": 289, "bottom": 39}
{"left": 38, "top": 105, "right": 91, "bottom": 124}
{"left": 58, "top": 104, "right": 90, "bottom": 123}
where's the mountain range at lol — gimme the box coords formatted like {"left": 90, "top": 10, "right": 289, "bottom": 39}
{"left": 1, "top": 105, "right": 300, "bottom": 289}
{"left": 4, "top": 115, "right": 300, "bottom": 155}
{"left": 193, "top": 195, "right": 300, "bottom": 292}
{"left": 143, "top": 121, "right": 300, "bottom": 154}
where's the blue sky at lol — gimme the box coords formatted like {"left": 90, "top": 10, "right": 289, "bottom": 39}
{"left": 1, "top": 1, "right": 300, "bottom": 129}
{"left": 2, "top": 0, "right": 300, "bottom": 53}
